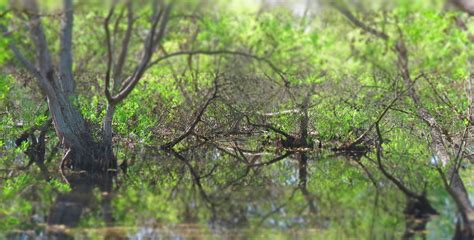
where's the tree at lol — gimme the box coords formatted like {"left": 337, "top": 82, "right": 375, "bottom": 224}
{"left": 1, "top": 0, "right": 171, "bottom": 172}
{"left": 333, "top": 1, "right": 474, "bottom": 237}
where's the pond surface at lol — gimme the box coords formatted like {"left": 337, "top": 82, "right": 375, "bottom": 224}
{"left": 1, "top": 152, "right": 471, "bottom": 239}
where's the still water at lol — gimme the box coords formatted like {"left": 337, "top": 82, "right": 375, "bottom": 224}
{"left": 1, "top": 152, "right": 469, "bottom": 239}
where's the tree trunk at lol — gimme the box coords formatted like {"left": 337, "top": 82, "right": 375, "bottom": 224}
{"left": 394, "top": 39, "right": 474, "bottom": 238}
{"left": 47, "top": 91, "right": 111, "bottom": 171}
{"left": 4, "top": 0, "right": 170, "bottom": 173}
{"left": 7, "top": 0, "right": 118, "bottom": 173}
{"left": 101, "top": 103, "right": 117, "bottom": 171}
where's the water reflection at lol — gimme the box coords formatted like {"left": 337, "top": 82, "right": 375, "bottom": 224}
{"left": 47, "top": 173, "right": 114, "bottom": 239}
{"left": 3, "top": 150, "right": 468, "bottom": 239}
{"left": 402, "top": 196, "right": 438, "bottom": 240}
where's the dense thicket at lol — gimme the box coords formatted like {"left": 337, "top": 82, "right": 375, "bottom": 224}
{"left": 1, "top": 0, "right": 474, "bottom": 239}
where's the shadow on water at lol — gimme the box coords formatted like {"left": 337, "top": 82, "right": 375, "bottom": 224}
{"left": 402, "top": 196, "right": 438, "bottom": 240}
{"left": 3, "top": 149, "right": 470, "bottom": 239}
{"left": 46, "top": 173, "right": 114, "bottom": 239}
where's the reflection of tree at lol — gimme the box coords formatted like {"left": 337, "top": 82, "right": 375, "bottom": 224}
{"left": 334, "top": 3, "right": 474, "bottom": 237}
{"left": 47, "top": 174, "right": 114, "bottom": 238}
{"left": 162, "top": 82, "right": 322, "bottom": 227}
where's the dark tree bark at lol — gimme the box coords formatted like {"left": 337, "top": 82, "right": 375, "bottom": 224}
{"left": 3, "top": 0, "right": 281, "bottom": 174}
{"left": 297, "top": 87, "right": 317, "bottom": 214}
{"left": 2, "top": 0, "right": 172, "bottom": 173}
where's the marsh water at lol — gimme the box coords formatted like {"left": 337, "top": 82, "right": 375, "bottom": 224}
{"left": 1, "top": 149, "right": 472, "bottom": 240}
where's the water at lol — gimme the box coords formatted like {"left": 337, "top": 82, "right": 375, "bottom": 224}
{"left": 0, "top": 151, "right": 469, "bottom": 239}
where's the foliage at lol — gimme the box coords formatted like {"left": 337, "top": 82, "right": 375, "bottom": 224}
{"left": 0, "top": 0, "right": 473, "bottom": 238}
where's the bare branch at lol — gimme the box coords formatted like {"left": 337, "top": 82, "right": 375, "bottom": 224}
{"left": 247, "top": 151, "right": 293, "bottom": 167}
{"left": 8, "top": 42, "right": 43, "bottom": 80}
{"left": 103, "top": 3, "right": 116, "bottom": 103}
{"left": 348, "top": 74, "right": 422, "bottom": 148}
{"left": 111, "top": 3, "right": 172, "bottom": 104}
{"left": 146, "top": 49, "right": 287, "bottom": 83}
{"left": 249, "top": 122, "right": 291, "bottom": 139}
{"left": 59, "top": 0, "right": 75, "bottom": 95}
{"left": 161, "top": 78, "right": 219, "bottom": 150}
{"left": 0, "top": 24, "right": 55, "bottom": 94}
{"left": 332, "top": 3, "right": 389, "bottom": 41}
{"left": 112, "top": 1, "right": 134, "bottom": 90}
{"left": 60, "top": 149, "right": 72, "bottom": 184}
{"left": 257, "top": 109, "right": 301, "bottom": 117}
{"left": 373, "top": 123, "right": 420, "bottom": 199}
{"left": 25, "top": 0, "right": 54, "bottom": 83}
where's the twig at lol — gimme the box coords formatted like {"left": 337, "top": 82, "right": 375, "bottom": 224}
{"left": 60, "top": 149, "right": 72, "bottom": 184}
{"left": 247, "top": 151, "right": 293, "bottom": 167}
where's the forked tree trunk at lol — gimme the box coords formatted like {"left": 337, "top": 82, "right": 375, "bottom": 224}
{"left": 26, "top": 0, "right": 115, "bottom": 172}
{"left": 47, "top": 91, "right": 99, "bottom": 170}
{"left": 2, "top": 0, "right": 120, "bottom": 173}
{"left": 3, "top": 0, "right": 171, "bottom": 173}
{"left": 47, "top": 91, "right": 116, "bottom": 172}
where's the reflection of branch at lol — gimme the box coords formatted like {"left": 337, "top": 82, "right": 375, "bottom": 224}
{"left": 353, "top": 159, "right": 378, "bottom": 188}
{"left": 435, "top": 166, "right": 472, "bottom": 225}
{"left": 168, "top": 149, "right": 213, "bottom": 206}
{"left": 247, "top": 151, "right": 292, "bottom": 167}
{"left": 218, "top": 166, "right": 252, "bottom": 191}
{"left": 373, "top": 122, "right": 420, "bottom": 199}
{"left": 199, "top": 163, "right": 219, "bottom": 180}
{"left": 256, "top": 187, "right": 299, "bottom": 227}
{"left": 336, "top": 7, "right": 470, "bottom": 227}
{"left": 214, "top": 144, "right": 243, "bottom": 162}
